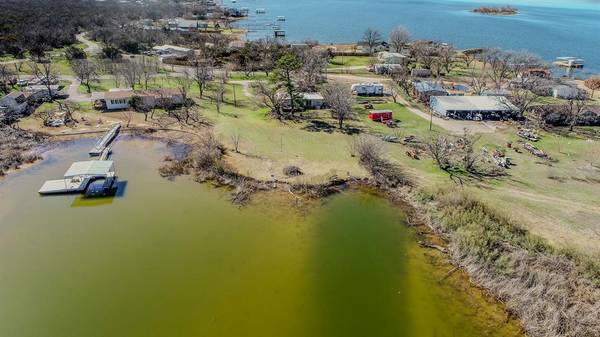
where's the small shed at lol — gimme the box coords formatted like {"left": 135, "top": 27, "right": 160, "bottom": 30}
{"left": 411, "top": 69, "right": 432, "bottom": 78}
{"left": 368, "top": 110, "right": 393, "bottom": 122}
{"left": 301, "top": 93, "right": 325, "bottom": 109}
{"left": 552, "top": 85, "right": 580, "bottom": 99}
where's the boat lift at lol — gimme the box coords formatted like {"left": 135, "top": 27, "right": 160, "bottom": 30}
{"left": 39, "top": 125, "right": 121, "bottom": 196}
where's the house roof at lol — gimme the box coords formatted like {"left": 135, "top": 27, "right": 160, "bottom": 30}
{"left": 432, "top": 96, "right": 516, "bottom": 112}
{"left": 301, "top": 93, "right": 324, "bottom": 100}
{"left": 104, "top": 91, "right": 134, "bottom": 100}
{"left": 4, "top": 91, "right": 25, "bottom": 99}
{"left": 414, "top": 82, "right": 445, "bottom": 93}
{"left": 64, "top": 161, "right": 114, "bottom": 177}
{"left": 152, "top": 44, "right": 192, "bottom": 53}
{"left": 176, "top": 19, "right": 207, "bottom": 29}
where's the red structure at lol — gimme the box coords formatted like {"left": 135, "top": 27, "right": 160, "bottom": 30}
{"left": 368, "top": 110, "right": 393, "bottom": 122}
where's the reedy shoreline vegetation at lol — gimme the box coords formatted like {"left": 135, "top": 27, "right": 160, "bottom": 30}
{"left": 410, "top": 188, "right": 600, "bottom": 337}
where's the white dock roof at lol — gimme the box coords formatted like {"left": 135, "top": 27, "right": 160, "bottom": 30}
{"left": 64, "top": 161, "right": 114, "bottom": 178}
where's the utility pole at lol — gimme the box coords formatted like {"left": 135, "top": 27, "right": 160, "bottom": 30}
{"left": 232, "top": 83, "right": 237, "bottom": 107}
{"left": 429, "top": 109, "right": 433, "bottom": 131}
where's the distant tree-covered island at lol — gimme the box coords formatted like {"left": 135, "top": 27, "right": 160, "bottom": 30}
{"left": 470, "top": 6, "right": 518, "bottom": 15}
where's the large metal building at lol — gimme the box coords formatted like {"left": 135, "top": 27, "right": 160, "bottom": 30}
{"left": 430, "top": 96, "right": 517, "bottom": 120}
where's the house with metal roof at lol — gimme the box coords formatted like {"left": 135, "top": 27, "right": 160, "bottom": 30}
{"left": 430, "top": 96, "right": 517, "bottom": 120}
{"left": 413, "top": 81, "right": 448, "bottom": 102}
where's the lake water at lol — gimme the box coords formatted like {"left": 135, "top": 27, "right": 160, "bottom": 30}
{"left": 0, "top": 137, "right": 524, "bottom": 337}
{"left": 234, "top": 0, "right": 600, "bottom": 77}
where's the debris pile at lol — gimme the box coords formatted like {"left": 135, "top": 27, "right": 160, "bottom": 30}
{"left": 524, "top": 143, "right": 548, "bottom": 159}
{"left": 283, "top": 165, "right": 303, "bottom": 177}
{"left": 483, "top": 148, "right": 512, "bottom": 168}
{"left": 517, "top": 129, "right": 541, "bottom": 142}
{"left": 406, "top": 148, "right": 420, "bottom": 160}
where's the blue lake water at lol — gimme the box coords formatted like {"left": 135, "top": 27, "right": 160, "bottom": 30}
{"left": 233, "top": 0, "right": 600, "bottom": 77}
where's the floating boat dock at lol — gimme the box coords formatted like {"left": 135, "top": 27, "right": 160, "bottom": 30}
{"left": 38, "top": 160, "right": 116, "bottom": 195}
{"left": 39, "top": 125, "right": 120, "bottom": 196}
{"left": 553, "top": 57, "right": 584, "bottom": 68}
{"left": 89, "top": 124, "right": 121, "bottom": 156}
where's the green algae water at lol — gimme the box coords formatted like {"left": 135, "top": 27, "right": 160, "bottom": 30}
{"left": 0, "top": 138, "right": 523, "bottom": 337}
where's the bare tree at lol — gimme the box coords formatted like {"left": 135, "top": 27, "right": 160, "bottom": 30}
{"left": 230, "top": 132, "right": 242, "bottom": 153}
{"left": 0, "top": 64, "right": 15, "bottom": 94}
{"left": 71, "top": 59, "right": 99, "bottom": 93}
{"left": 469, "top": 68, "right": 489, "bottom": 95}
{"left": 362, "top": 28, "right": 382, "bottom": 55}
{"left": 322, "top": 81, "right": 354, "bottom": 129}
{"left": 425, "top": 133, "right": 452, "bottom": 170}
{"left": 297, "top": 48, "right": 328, "bottom": 92}
{"left": 392, "top": 69, "right": 414, "bottom": 96}
{"left": 191, "top": 56, "right": 213, "bottom": 98}
{"left": 484, "top": 49, "right": 514, "bottom": 89}
{"left": 139, "top": 56, "right": 158, "bottom": 90}
{"left": 120, "top": 110, "right": 134, "bottom": 128}
{"left": 564, "top": 91, "right": 589, "bottom": 132}
{"left": 461, "top": 49, "right": 482, "bottom": 70}
{"left": 584, "top": 77, "right": 600, "bottom": 98}
{"left": 458, "top": 129, "right": 480, "bottom": 173}
{"left": 438, "top": 45, "right": 456, "bottom": 74}
{"left": 389, "top": 80, "right": 401, "bottom": 103}
{"left": 253, "top": 80, "right": 285, "bottom": 119}
{"left": 411, "top": 41, "right": 438, "bottom": 70}
{"left": 121, "top": 60, "right": 141, "bottom": 89}
{"left": 388, "top": 26, "right": 411, "bottom": 53}
{"left": 100, "top": 60, "right": 122, "bottom": 88}
{"left": 178, "top": 72, "right": 195, "bottom": 124}
{"left": 213, "top": 72, "right": 228, "bottom": 114}
{"left": 30, "top": 62, "right": 58, "bottom": 100}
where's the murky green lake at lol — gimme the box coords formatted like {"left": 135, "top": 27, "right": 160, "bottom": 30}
{"left": 0, "top": 138, "right": 523, "bottom": 337}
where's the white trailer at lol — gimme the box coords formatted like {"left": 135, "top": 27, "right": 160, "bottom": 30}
{"left": 351, "top": 83, "right": 384, "bottom": 96}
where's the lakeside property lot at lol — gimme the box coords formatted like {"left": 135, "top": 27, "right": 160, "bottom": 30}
{"left": 19, "top": 74, "right": 600, "bottom": 260}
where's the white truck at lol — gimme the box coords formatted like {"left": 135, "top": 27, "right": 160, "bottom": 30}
{"left": 351, "top": 83, "right": 384, "bottom": 96}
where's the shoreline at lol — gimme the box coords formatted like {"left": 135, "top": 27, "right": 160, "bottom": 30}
{"left": 5, "top": 125, "right": 600, "bottom": 337}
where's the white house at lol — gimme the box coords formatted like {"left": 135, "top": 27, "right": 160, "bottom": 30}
{"left": 99, "top": 89, "right": 184, "bottom": 111}
{"left": 168, "top": 18, "right": 208, "bottom": 32}
{"left": 152, "top": 45, "right": 193, "bottom": 58}
{"left": 103, "top": 90, "right": 134, "bottom": 110}
{"left": 301, "top": 93, "right": 325, "bottom": 109}
{"left": 430, "top": 96, "right": 517, "bottom": 120}
{"left": 552, "top": 85, "right": 580, "bottom": 99}
{"left": 377, "top": 52, "right": 408, "bottom": 65}
{"left": 351, "top": 83, "right": 384, "bottom": 96}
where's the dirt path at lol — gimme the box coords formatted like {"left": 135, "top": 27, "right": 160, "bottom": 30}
{"left": 327, "top": 73, "right": 501, "bottom": 135}
{"left": 231, "top": 80, "right": 254, "bottom": 98}
{"left": 76, "top": 33, "right": 101, "bottom": 55}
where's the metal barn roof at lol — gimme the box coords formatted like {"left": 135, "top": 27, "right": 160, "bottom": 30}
{"left": 432, "top": 96, "right": 516, "bottom": 112}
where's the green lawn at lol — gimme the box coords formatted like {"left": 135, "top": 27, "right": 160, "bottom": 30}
{"left": 328, "top": 56, "right": 372, "bottom": 69}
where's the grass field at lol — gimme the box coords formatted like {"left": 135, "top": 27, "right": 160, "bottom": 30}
{"left": 20, "top": 73, "right": 600, "bottom": 259}
{"left": 328, "top": 55, "right": 372, "bottom": 69}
